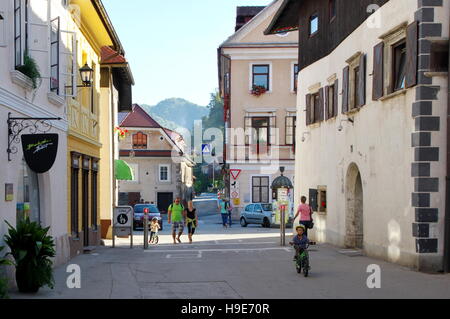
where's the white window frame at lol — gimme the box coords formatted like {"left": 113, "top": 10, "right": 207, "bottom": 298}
{"left": 60, "top": 30, "right": 77, "bottom": 97}
{"left": 249, "top": 62, "right": 273, "bottom": 93}
{"left": 159, "top": 164, "right": 170, "bottom": 182}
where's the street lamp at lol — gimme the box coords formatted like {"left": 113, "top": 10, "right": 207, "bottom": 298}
{"left": 79, "top": 63, "right": 94, "bottom": 87}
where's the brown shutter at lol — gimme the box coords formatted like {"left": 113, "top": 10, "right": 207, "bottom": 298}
{"left": 318, "top": 88, "right": 325, "bottom": 122}
{"left": 333, "top": 79, "right": 339, "bottom": 117}
{"left": 357, "top": 54, "right": 366, "bottom": 108}
{"left": 406, "top": 21, "right": 418, "bottom": 88}
{"left": 372, "top": 42, "right": 384, "bottom": 100}
{"left": 306, "top": 94, "right": 312, "bottom": 126}
{"left": 324, "top": 85, "right": 329, "bottom": 120}
{"left": 342, "top": 66, "right": 349, "bottom": 114}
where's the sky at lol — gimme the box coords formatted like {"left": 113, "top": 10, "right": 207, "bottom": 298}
{"left": 103, "top": 0, "right": 272, "bottom": 107}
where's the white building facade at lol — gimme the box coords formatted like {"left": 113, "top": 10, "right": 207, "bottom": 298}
{"left": 267, "top": 0, "right": 450, "bottom": 272}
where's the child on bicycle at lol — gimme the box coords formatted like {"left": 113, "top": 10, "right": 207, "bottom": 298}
{"left": 149, "top": 217, "right": 161, "bottom": 244}
{"left": 289, "top": 225, "right": 310, "bottom": 261}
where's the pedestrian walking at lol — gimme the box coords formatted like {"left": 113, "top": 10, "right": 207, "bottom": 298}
{"left": 218, "top": 198, "right": 229, "bottom": 228}
{"left": 186, "top": 201, "right": 198, "bottom": 244}
{"left": 168, "top": 197, "right": 186, "bottom": 244}
{"left": 294, "top": 196, "right": 314, "bottom": 238}
{"left": 227, "top": 200, "right": 233, "bottom": 228}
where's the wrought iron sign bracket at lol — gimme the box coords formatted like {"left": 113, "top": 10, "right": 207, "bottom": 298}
{"left": 7, "top": 112, "right": 62, "bottom": 161}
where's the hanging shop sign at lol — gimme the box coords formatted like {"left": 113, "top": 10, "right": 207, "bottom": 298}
{"left": 21, "top": 134, "right": 59, "bottom": 174}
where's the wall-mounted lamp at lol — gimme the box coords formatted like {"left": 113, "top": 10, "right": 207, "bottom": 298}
{"left": 338, "top": 117, "right": 354, "bottom": 132}
{"left": 301, "top": 132, "right": 311, "bottom": 143}
{"left": 78, "top": 63, "right": 94, "bottom": 88}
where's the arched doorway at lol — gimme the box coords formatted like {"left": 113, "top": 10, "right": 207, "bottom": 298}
{"left": 345, "top": 163, "right": 364, "bottom": 249}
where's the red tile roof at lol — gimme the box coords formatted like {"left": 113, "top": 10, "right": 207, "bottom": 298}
{"left": 101, "top": 46, "right": 127, "bottom": 64}
{"left": 120, "top": 104, "right": 161, "bottom": 128}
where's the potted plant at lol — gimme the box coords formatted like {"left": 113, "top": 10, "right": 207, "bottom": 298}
{"left": 115, "top": 127, "right": 129, "bottom": 140}
{"left": 251, "top": 85, "right": 267, "bottom": 97}
{"left": 16, "top": 53, "right": 41, "bottom": 89}
{"left": 4, "top": 217, "right": 55, "bottom": 293}
{"left": 0, "top": 246, "right": 12, "bottom": 299}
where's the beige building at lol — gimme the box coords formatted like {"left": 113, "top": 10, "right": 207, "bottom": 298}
{"left": 218, "top": 1, "right": 298, "bottom": 219}
{"left": 267, "top": 0, "right": 450, "bottom": 272}
{"left": 118, "top": 104, "right": 195, "bottom": 213}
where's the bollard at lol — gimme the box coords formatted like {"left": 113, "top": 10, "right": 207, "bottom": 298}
{"left": 143, "top": 208, "right": 149, "bottom": 250}
{"left": 280, "top": 205, "right": 286, "bottom": 246}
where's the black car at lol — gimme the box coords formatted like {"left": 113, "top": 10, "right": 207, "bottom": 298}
{"left": 133, "top": 204, "right": 163, "bottom": 231}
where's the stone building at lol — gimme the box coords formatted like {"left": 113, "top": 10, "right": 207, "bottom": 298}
{"left": 118, "top": 104, "right": 195, "bottom": 213}
{"left": 266, "top": 0, "right": 450, "bottom": 272}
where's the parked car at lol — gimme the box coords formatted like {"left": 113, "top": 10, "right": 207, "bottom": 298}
{"left": 240, "top": 203, "right": 275, "bottom": 228}
{"left": 133, "top": 204, "right": 163, "bottom": 231}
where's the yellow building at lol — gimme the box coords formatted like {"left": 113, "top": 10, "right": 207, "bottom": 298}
{"left": 66, "top": 0, "right": 133, "bottom": 256}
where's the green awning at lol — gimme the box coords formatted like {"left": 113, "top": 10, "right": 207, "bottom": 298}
{"left": 115, "top": 159, "right": 134, "bottom": 180}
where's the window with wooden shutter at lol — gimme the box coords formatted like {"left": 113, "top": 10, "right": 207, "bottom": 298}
{"left": 372, "top": 42, "right": 384, "bottom": 100}
{"left": 333, "top": 79, "right": 339, "bottom": 117}
{"left": 325, "top": 84, "right": 336, "bottom": 120}
{"left": 132, "top": 132, "right": 147, "bottom": 149}
{"left": 342, "top": 66, "right": 349, "bottom": 113}
{"left": 405, "top": 21, "right": 418, "bottom": 88}
{"left": 357, "top": 54, "right": 366, "bottom": 108}
{"left": 285, "top": 115, "right": 296, "bottom": 145}
{"left": 313, "top": 93, "right": 320, "bottom": 123}
{"left": 306, "top": 94, "right": 312, "bottom": 126}
{"left": 318, "top": 87, "right": 325, "bottom": 121}
{"left": 50, "top": 17, "right": 60, "bottom": 94}
{"left": 393, "top": 40, "right": 407, "bottom": 91}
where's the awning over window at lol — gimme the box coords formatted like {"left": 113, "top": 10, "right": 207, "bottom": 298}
{"left": 264, "top": 0, "right": 301, "bottom": 35}
{"left": 115, "top": 159, "right": 134, "bottom": 180}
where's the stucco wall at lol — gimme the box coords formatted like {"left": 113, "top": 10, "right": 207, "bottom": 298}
{"left": 293, "top": 0, "right": 449, "bottom": 269}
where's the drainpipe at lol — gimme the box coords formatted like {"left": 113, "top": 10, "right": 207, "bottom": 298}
{"left": 444, "top": 33, "right": 450, "bottom": 273}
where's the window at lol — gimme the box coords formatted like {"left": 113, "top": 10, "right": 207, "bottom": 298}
{"left": 312, "top": 92, "right": 320, "bottom": 123}
{"left": 293, "top": 64, "right": 299, "bottom": 92}
{"left": 70, "top": 153, "right": 80, "bottom": 237}
{"left": 91, "top": 166, "right": 98, "bottom": 231}
{"left": 329, "top": 0, "right": 337, "bottom": 21}
{"left": 132, "top": 132, "right": 147, "bottom": 149}
{"left": 392, "top": 41, "right": 406, "bottom": 91}
{"left": 50, "top": 17, "right": 60, "bottom": 94}
{"left": 309, "top": 13, "right": 319, "bottom": 36}
{"left": 252, "top": 64, "right": 269, "bottom": 90}
{"left": 353, "top": 66, "right": 360, "bottom": 109}
{"left": 327, "top": 85, "right": 335, "bottom": 118}
{"left": 14, "top": 0, "right": 24, "bottom": 68}
{"left": 159, "top": 165, "right": 170, "bottom": 182}
{"left": 318, "top": 186, "right": 327, "bottom": 214}
{"left": 285, "top": 115, "right": 296, "bottom": 145}
{"left": 252, "top": 176, "right": 270, "bottom": 203}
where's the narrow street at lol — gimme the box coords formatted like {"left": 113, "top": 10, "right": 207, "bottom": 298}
{"left": 9, "top": 197, "right": 450, "bottom": 300}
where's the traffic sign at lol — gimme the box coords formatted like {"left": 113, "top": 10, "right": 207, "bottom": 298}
{"left": 231, "top": 191, "right": 239, "bottom": 199}
{"left": 230, "top": 169, "right": 241, "bottom": 180}
{"left": 202, "top": 144, "right": 211, "bottom": 155}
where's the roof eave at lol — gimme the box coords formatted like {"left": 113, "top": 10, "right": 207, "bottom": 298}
{"left": 264, "top": 0, "right": 300, "bottom": 35}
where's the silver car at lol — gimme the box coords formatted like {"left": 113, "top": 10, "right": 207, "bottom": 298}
{"left": 240, "top": 203, "right": 274, "bottom": 228}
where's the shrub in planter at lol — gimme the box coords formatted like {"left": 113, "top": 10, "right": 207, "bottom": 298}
{"left": 0, "top": 246, "right": 12, "bottom": 299}
{"left": 16, "top": 53, "right": 41, "bottom": 89}
{"left": 4, "top": 218, "right": 55, "bottom": 293}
